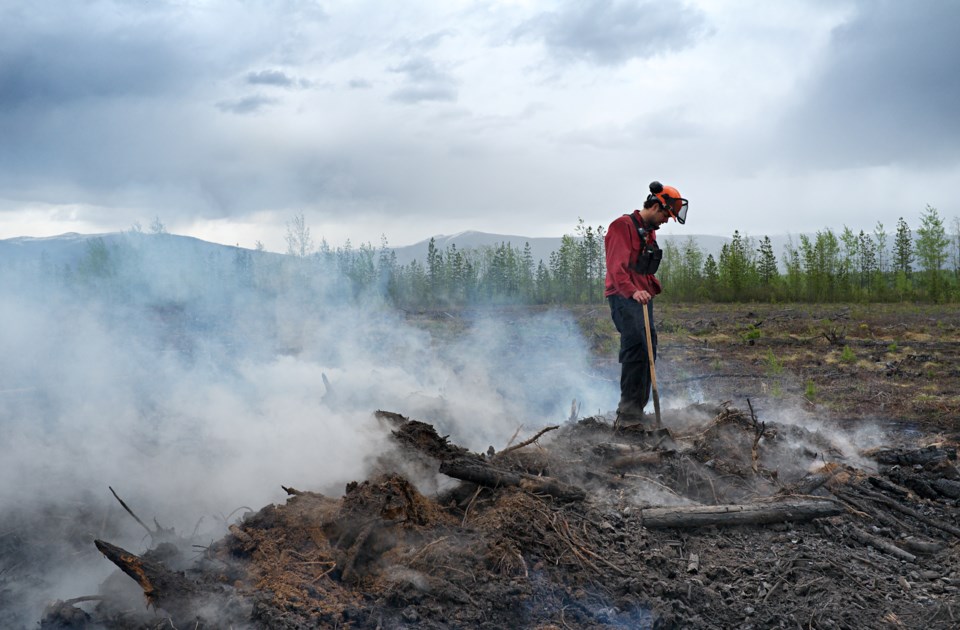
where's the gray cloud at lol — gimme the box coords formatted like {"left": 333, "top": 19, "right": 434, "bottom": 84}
{"left": 0, "top": 0, "right": 334, "bottom": 223}
{"left": 246, "top": 69, "right": 294, "bottom": 86}
{"left": 389, "top": 56, "right": 458, "bottom": 103}
{"left": 0, "top": 7, "right": 196, "bottom": 111}
{"left": 515, "top": 0, "right": 709, "bottom": 66}
{"left": 217, "top": 94, "right": 279, "bottom": 114}
{"left": 246, "top": 69, "right": 312, "bottom": 89}
{"left": 0, "top": 0, "right": 957, "bottom": 246}
{"left": 778, "top": 0, "right": 960, "bottom": 168}
{"left": 390, "top": 29, "right": 454, "bottom": 54}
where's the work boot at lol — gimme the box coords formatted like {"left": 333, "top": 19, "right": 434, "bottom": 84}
{"left": 614, "top": 411, "right": 651, "bottom": 431}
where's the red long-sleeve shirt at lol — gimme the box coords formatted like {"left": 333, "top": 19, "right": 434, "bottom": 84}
{"left": 604, "top": 210, "right": 663, "bottom": 298}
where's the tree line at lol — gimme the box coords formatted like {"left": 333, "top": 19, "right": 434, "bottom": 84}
{"left": 658, "top": 206, "right": 958, "bottom": 304}
{"left": 282, "top": 205, "right": 958, "bottom": 307}
{"left": 49, "top": 205, "right": 958, "bottom": 308}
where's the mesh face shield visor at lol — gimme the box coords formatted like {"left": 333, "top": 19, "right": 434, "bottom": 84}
{"left": 664, "top": 197, "right": 688, "bottom": 224}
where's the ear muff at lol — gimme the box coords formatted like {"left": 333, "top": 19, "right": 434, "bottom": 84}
{"left": 646, "top": 180, "right": 668, "bottom": 211}
{"left": 645, "top": 180, "right": 664, "bottom": 208}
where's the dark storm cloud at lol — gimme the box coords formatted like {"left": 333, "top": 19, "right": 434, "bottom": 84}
{"left": 0, "top": 6, "right": 196, "bottom": 111}
{"left": 515, "top": 0, "right": 708, "bottom": 66}
{"left": 389, "top": 56, "right": 458, "bottom": 103}
{"left": 780, "top": 0, "right": 960, "bottom": 167}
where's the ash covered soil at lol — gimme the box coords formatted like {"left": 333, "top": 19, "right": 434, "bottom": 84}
{"left": 24, "top": 304, "right": 960, "bottom": 628}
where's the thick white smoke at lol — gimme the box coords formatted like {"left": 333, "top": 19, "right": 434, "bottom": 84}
{"left": 0, "top": 233, "right": 616, "bottom": 626}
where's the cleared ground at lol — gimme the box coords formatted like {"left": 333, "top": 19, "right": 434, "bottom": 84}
{"left": 572, "top": 302, "right": 960, "bottom": 431}
{"left": 22, "top": 302, "right": 960, "bottom": 629}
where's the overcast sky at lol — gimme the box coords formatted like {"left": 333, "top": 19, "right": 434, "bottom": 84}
{"left": 1, "top": 0, "right": 957, "bottom": 251}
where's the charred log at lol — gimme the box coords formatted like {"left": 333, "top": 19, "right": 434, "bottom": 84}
{"left": 903, "top": 477, "right": 941, "bottom": 500}
{"left": 382, "top": 414, "right": 471, "bottom": 461}
{"left": 866, "top": 476, "right": 911, "bottom": 498}
{"left": 931, "top": 478, "right": 960, "bottom": 499}
{"left": 778, "top": 468, "right": 839, "bottom": 496}
{"left": 438, "top": 458, "right": 586, "bottom": 502}
{"left": 639, "top": 499, "right": 843, "bottom": 529}
{"left": 869, "top": 446, "right": 956, "bottom": 467}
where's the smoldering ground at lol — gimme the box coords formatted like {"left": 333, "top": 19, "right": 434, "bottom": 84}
{"left": 0, "top": 233, "right": 616, "bottom": 627}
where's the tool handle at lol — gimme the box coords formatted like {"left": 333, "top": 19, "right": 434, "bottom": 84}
{"left": 642, "top": 303, "right": 662, "bottom": 428}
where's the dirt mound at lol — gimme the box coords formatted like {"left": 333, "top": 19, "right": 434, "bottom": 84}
{"left": 42, "top": 405, "right": 960, "bottom": 629}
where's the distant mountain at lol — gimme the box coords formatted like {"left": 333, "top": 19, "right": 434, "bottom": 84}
{"left": 0, "top": 231, "right": 253, "bottom": 268}
{"left": 392, "top": 230, "right": 807, "bottom": 267}
{"left": 390, "top": 231, "right": 563, "bottom": 266}
{"left": 1, "top": 230, "right": 810, "bottom": 273}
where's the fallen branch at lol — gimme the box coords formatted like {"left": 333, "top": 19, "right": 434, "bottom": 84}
{"left": 831, "top": 488, "right": 908, "bottom": 530}
{"left": 857, "top": 486, "right": 960, "bottom": 538}
{"left": 94, "top": 539, "right": 199, "bottom": 609}
{"left": 497, "top": 425, "right": 559, "bottom": 459}
{"left": 109, "top": 486, "right": 159, "bottom": 540}
{"left": 848, "top": 527, "right": 916, "bottom": 563}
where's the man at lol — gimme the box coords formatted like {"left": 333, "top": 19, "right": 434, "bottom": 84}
{"left": 604, "top": 181, "right": 688, "bottom": 429}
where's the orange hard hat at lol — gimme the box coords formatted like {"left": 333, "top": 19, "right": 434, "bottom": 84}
{"left": 648, "top": 181, "right": 688, "bottom": 224}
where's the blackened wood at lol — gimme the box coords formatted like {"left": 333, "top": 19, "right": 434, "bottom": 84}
{"left": 94, "top": 539, "right": 198, "bottom": 608}
{"left": 901, "top": 538, "right": 946, "bottom": 555}
{"left": 931, "top": 478, "right": 960, "bottom": 499}
{"left": 848, "top": 527, "right": 917, "bottom": 563}
{"left": 903, "top": 477, "right": 940, "bottom": 500}
{"left": 871, "top": 446, "right": 956, "bottom": 466}
{"left": 867, "top": 476, "right": 910, "bottom": 498}
{"left": 857, "top": 486, "right": 960, "bottom": 538}
{"left": 639, "top": 499, "right": 843, "bottom": 529}
{"left": 832, "top": 488, "right": 910, "bottom": 531}
{"left": 439, "top": 458, "right": 586, "bottom": 502}
{"left": 778, "top": 469, "right": 838, "bottom": 496}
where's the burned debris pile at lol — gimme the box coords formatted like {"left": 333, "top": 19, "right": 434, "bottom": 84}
{"left": 44, "top": 404, "right": 960, "bottom": 629}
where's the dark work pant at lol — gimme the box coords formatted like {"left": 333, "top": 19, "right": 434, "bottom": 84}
{"left": 608, "top": 295, "right": 657, "bottom": 416}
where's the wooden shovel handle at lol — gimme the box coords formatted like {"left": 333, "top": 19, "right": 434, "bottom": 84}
{"left": 642, "top": 303, "right": 662, "bottom": 428}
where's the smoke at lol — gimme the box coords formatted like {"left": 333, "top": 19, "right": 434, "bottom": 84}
{"left": 0, "top": 233, "right": 616, "bottom": 626}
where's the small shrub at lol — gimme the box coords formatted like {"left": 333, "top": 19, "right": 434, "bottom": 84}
{"left": 887, "top": 342, "right": 898, "bottom": 353}
{"left": 771, "top": 381, "right": 783, "bottom": 398}
{"left": 805, "top": 379, "right": 817, "bottom": 400}
{"left": 742, "top": 326, "right": 762, "bottom": 342}
{"left": 840, "top": 346, "right": 856, "bottom": 363}
{"left": 765, "top": 350, "right": 784, "bottom": 375}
